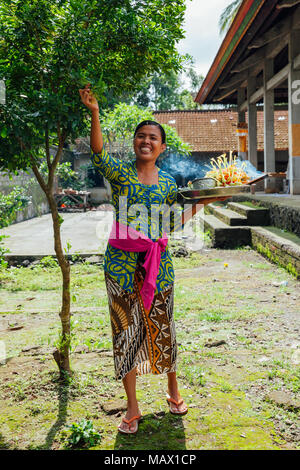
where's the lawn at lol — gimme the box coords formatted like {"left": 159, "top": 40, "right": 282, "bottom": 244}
{"left": 0, "top": 248, "right": 299, "bottom": 450}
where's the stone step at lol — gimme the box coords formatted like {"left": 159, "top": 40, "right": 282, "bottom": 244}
{"left": 227, "top": 202, "right": 270, "bottom": 225}
{"left": 230, "top": 194, "right": 300, "bottom": 238}
{"left": 206, "top": 204, "right": 248, "bottom": 226}
{"left": 199, "top": 213, "right": 251, "bottom": 248}
{"left": 200, "top": 213, "right": 300, "bottom": 277}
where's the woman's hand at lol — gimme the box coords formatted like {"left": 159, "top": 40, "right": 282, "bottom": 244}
{"left": 79, "top": 84, "right": 99, "bottom": 113}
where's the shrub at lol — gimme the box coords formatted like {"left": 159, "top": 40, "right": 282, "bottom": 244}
{"left": 0, "top": 186, "right": 31, "bottom": 228}
{"left": 39, "top": 256, "right": 58, "bottom": 268}
{"left": 65, "top": 419, "right": 101, "bottom": 448}
{"left": 0, "top": 234, "right": 9, "bottom": 268}
{"left": 38, "top": 161, "right": 85, "bottom": 191}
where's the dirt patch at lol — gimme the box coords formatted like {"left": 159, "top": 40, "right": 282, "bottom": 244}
{"left": 0, "top": 248, "right": 299, "bottom": 450}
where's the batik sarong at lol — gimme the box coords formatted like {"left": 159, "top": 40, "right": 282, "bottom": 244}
{"left": 104, "top": 257, "right": 177, "bottom": 381}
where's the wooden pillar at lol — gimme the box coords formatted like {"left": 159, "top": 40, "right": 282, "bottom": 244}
{"left": 237, "top": 88, "right": 247, "bottom": 160}
{"left": 263, "top": 58, "right": 276, "bottom": 193}
{"left": 288, "top": 31, "right": 300, "bottom": 195}
{"left": 247, "top": 76, "right": 258, "bottom": 168}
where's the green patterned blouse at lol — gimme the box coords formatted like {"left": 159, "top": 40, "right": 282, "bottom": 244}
{"left": 91, "top": 147, "right": 179, "bottom": 293}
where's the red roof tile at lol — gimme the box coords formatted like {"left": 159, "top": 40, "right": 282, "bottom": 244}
{"left": 153, "top": 109, "right": 288, "bottom": 153}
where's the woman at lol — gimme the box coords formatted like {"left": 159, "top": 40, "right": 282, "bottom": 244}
{"left": 79, "top": 85, "right": 225, "bottom": 434}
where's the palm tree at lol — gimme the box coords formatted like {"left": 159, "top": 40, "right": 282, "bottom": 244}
{"left": 219, "top": 0, "right": 243, "bottom": 36}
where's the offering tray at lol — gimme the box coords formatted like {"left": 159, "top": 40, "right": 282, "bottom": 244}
{"left": 178, "top": 184, "right": 251, "bottom": 201}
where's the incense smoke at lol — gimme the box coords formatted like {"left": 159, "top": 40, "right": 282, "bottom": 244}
{"left": 158, "top": 152, "right": 262, "bottom": 187}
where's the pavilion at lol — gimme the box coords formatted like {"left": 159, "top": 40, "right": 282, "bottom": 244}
{"left": 195, "top": 0, "right": 300, "bottom": 194}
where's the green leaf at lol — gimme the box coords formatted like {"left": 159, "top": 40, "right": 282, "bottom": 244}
{"left": 0, "top": 127, "right": 7, "bottom": 138}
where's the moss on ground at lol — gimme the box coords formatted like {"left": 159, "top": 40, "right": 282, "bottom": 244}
{"left": 0, "top": 250, "right": 299, "bottom": 450}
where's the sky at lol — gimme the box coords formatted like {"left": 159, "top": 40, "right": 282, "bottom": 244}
{"left": 177, "top": 0, "right": 232, "bottom": 80}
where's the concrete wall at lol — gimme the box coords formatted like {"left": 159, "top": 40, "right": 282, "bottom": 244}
{"left": 0, "top": 171, "right": 49, "bottom": 224}
{"left": 256, "top": 150, "right": 289, "bottom": 173}
{"left": 72, "top": 154, "right": 111, "bottom": 202}
{"left": 73, "top": 154, "right": 90, "bottom": 172}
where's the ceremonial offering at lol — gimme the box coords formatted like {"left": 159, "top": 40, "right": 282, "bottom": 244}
{"left": 205, "top": 153, "right": 250, "bottom": 187}
{"left": 178, "top": 153, "right": 251, "bottom": 201}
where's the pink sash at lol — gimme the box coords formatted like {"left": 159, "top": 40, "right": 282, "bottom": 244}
{"left": 108, "top": 221, "right": 168, "bottom": 310}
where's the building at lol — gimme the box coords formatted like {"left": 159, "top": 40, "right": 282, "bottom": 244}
{"left": 154, "top": 108, "right": 289, "bottom": 173}
{"left": 195, "top": 0, "right": 300, "bottom": 194}
{"left": 66, "top": 138, "right": 111, "bottom": 203}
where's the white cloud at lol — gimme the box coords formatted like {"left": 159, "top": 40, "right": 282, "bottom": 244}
{"left": 177, "top": 0, "right": 231, "bottom": 77}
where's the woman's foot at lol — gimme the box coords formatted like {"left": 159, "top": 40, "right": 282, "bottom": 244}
{"left": 118, "top": 404, "right": 142, "bottom": 434}
{"left": 166, "top": 388, "right": 188, "bottom": 415}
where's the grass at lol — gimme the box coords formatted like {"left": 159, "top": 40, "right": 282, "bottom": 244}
{"left": 0, "top": 249, "right": 299, "bottom": 450}
{"left": 263, "top": 226, "right": 300, "bottom": 247}
{"left": 233, "top": 201, "right": 264, "bottom": 209}
{"left": 267, "top": 358, "right": 300, "bottom": 394}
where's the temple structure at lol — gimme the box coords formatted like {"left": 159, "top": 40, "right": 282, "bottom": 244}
{"left": 195, "top": 0, "right": 300, "bottom": 194}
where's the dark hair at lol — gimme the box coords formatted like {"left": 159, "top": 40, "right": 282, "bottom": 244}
{"left": 134, "top": 120, "right": 166, "bottom": 144}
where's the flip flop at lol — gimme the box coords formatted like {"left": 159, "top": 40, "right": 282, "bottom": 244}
{"left": 166, "top": 393, "right": 188, "bottom": 416}
{"left": 118, "top": 414, "right": 142, "bottom": 434}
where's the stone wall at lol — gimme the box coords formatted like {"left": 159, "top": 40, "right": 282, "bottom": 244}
{"left": 251, "top": 227, "right": 300, "bottom": 279}
{"left": 232, "top": 195, "right": 300, "bottom": 237}
{"left": 0, "top": 171, "right": 49, "bottom": 224}
{"left": 72, "top": 153, "right": 111, "bottom": 202}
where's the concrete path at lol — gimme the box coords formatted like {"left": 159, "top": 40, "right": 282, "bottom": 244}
{"left": 0, "top": 211, "right": 114, "bottom": 256}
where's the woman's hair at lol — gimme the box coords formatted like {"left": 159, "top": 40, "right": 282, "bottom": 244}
{"left": 134, "top": 120, "right": 166, "bottom": 144}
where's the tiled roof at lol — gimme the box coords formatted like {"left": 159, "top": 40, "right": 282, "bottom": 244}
{"left": 153, "top": 109, "right": 288, "bottom": 153}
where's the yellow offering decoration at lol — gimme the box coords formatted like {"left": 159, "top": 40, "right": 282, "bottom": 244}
{"left": 205, "top": 152, "right": 249, "bottom": 187}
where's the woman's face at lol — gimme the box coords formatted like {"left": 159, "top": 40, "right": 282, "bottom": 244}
{"left": 133, "top": 125, "right": 166, "bottom": 163}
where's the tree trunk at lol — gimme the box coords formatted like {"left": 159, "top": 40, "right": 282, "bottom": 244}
{"left": 46, "top": 191, "right": 71, "bottom": 376}
{"left": 25, "top": 133, "right": 71, "bottom": 378}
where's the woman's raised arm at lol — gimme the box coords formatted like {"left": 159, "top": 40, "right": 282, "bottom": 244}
{"left": 79, "top": 84, "right": 103, "bottom": 154}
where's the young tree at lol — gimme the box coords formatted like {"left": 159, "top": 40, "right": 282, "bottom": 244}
{"left": 133, "top": 66, "right": 204, "bottom": 110}
{"left": 0, "top": 0, "right": 187, "bottom": 377}
{"left": 100, "top": 102, "right": 192, "bottom": 159}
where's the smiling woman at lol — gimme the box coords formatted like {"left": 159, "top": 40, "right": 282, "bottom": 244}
{"left": 133, "top": 121, "right": 166, "bottom": 185}
{"left": 79, "top": 84, "right": 190, "bottom": 434}
{"left": 79, "top": 83, "right": 231, "bottom": 434}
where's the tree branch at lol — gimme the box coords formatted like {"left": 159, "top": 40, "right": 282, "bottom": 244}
{"left": 57, "top": 122, "right": 61, "bottom": 142}
{"left": 45, "top": 124, "right": 51, "bottom": 169}
{"left": 48, "top": 128, "right": 67, "bottom": 190}
{"left": 30, "top": 155, "right": 48, "bottom": 194}
{"left": 16, "top": 136, "right": 48, "bottom": 193}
